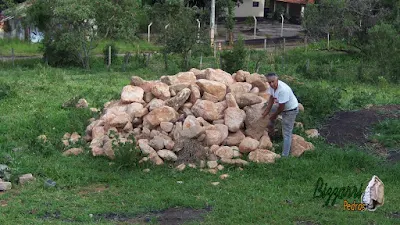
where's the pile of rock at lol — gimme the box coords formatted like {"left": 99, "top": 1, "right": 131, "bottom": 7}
{"left": 69, "top": 68, "right": 315, "bottom": 171}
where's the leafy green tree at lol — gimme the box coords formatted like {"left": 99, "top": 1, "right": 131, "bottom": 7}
{"left": 92, "top": 0, "right": 138, "bottom": 40}
{"left": 26, "top": 0, "right": 140, "bottom": 68}
{"left": 303, "top": 0, "right": 382, "bottom": 48}
{"left": 159, "top": 4, "right": 201, "bottom": 70}
{"left": 363, "top": 23, "right": 400, "bottom": 83}
{"left": 27, "top": 0, "right": 97, "bottom": 68}
{"left": 220, "top": 37, "right": 248, "bottom": 73}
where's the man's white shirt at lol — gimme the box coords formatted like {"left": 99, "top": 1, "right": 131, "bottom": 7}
{"left": 268, "top": 80, "right": 299, "bottom": 111}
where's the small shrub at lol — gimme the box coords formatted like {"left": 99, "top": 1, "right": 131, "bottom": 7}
{"left": 291, "top": 82, "right": 342, "bottom": 126}
{"left": 61, "top": 95, "right": 84, "bottom": 108}
{"left": 30, "top": 136, "right": 56, "bottom": 157}
{"left": 349, "top": 90, "right": 376, "bottom": 108}
{"left": 112, "top": 133, "right": 143, "bottom": 170}
{"left": 371, "top": 119, "right": 400, "bottom": 148}
{"left": 43, "top": 42, "right": 81, "bottom": 67}
{"left": 0, "top": 82, "right": 13, "bottom": 100}
{"left": 297, "top": 61, "right": 338, "bottom": 81}
{"left": 220, "top": 38, "right": 248, "bottom": 74}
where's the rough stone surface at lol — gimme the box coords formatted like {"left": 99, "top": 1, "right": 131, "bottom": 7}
{"left": 196, "top": 79, "right": 227, "bottom": 101}
{"left": 291, "top": 134, "right": 315, "bottom": 157}
{"left": 248, "top": 149, "right": 281, "bottom": 163}
{"left": 239, "top": 137, "right": 260, "bottom": 153}
{"left": 121, "top": 85, "right": 144, "bottom": 103}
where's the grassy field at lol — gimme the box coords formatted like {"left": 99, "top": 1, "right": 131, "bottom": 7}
{"left": 0, "top": 46, "right": 399, "bottom": 224}
{"left": 0, "top": 39, "right": 161, "bottom": 57}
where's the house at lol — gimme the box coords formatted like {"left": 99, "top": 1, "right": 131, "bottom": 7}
{"left": 0, "top": 12, "right": 27, "bottom": 40}
{"left": 270, "top": 0, "right": 315, "bottom": 19}
{"left": 234, "top": 0, "right": 266, "bottom": 18}
{"left": 0, "top": 1, "right": 39, "bottom": 41}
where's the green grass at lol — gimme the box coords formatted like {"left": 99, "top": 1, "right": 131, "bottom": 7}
{"left": 0, "top": 47, "right": 399, "bottom": 224}
{"left": 0, "top": 39, "right": 161, "bottom": 57}
{"left": 371, "top": 119, "right": 400, "bottom": 149}
{"left": 0, "top": 39, "right": 42, "bottom": 56}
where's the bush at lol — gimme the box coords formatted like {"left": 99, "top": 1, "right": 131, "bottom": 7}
{"left": 220, "top": 38, "right": 248, "bottom": 74}
{"left": 371, "top": 119, "right": 400, "bottom": 148}
{"left": 290, "top": 82, "right": 342, "bottom": 126}
{"left": 112, "top": 133, "right": 143, "bottom": 170}
{"left": 43, "top": 38, "right": 81, "bottom": 67}
{"left": 349, "top": 90, "right": 376, "bottom": 108}
{"left": 0, "top": 82, "right": 12, "bottom": 100}
{"left": 363, "top": 23, "right": 400, "bottom": 83}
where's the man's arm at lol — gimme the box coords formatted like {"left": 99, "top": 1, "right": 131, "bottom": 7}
{"left": 269, "top": 103, "right": 285, "bottom": 121}
{"left": 262, "top": 95, "right": 275, "bottom": 117}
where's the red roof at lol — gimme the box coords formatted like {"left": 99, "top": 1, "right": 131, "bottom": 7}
{"left": 277, "top": 0, "right": 315, "bottom": 4}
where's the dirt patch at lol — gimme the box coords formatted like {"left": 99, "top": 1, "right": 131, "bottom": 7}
{"left": 96, "top": 206, "right": 212, "bottom": 225}
{"left": 295, "top": 221, "right": 320, "bottom": 225}
{"left": 389, "top": 211, "right": 400, "bottom": 219}
{"left": 320, "top": 104, "right": 400, "bottom": 160}
{"left": 77, "top": 184, "right": 109, "bottom": 196}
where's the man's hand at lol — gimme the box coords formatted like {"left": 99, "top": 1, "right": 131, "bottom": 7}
{"left": 269, "top": 113, "right": 277, "bottom": 121}
{"left": 262, "top": 110, "right": 270, "bottom": 118}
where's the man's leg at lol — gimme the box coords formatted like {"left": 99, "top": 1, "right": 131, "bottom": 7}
{"left": 281, "top": 110, "right": 298, "bottom": 157}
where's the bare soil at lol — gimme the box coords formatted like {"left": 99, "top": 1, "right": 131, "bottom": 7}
{"left": 320, "top": 104, "right": 400, "bottom": 161}
{"left": 95, "top": 206, "right": 212, "bottom": 225}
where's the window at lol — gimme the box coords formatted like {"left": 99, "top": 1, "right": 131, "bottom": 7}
{"left": 253, "top": 1, "right": 259, "bottom": 7}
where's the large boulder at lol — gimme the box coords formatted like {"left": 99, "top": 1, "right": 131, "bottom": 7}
{"left": 248, "top": 149, "right": 280, "bottom": 163}
{"left": 224, "top": 107, "right": 246, "bottom": 132}
{"left": 191, "top": 100, "right": 220, "bottom": 121}
{"left": 228, "top": 82, "right": 252, "bottom": 96}
{"left": 224, "top": 130, "right": 246, "bottom": 146}
{"left": 291, "top": 134, "right": 315, "bottom": 157}
{"left": 244, "top": 103, "right": 270, "bottom": 140}
{"left": 235, "top": 93, "right": 264, "bottom": 108}
{"left": 239, "top": 137, "right": 260, "bottom": 153}
{"left": 165, "top": 88, "right": 191, "bottom": 111}
{"left": 143, "top": 106, "right": 179, "bottom": 128}
{"left": 204, "top": 124, "right": 229, "bottom": 146}
{"left": 151, "top": 82, "right": 170, "bottom": 100}
{"left": 181, "top": 115, "right": 205, "bottom": 138}
{"left": 161, "top": 72, "right": 196, "bottom": 85}
{"left": 121, "top": 85, "right": 144, "bottom": 103}
{"left": 205, "top": 68, "right": 234, "bottom": 86}
{"left": 196, "top": 79, "right": 227, "bottom": 101}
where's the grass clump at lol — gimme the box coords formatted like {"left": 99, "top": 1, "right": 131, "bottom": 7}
{"left": 371, "top": 119, "right": 400, "bottom": 148}
{"left": 111, "top": 132, "right": 144, "bottom": 170}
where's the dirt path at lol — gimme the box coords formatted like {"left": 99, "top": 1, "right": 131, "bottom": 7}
{"left": 320, "top": 104, "right": 400, "bottom": 162}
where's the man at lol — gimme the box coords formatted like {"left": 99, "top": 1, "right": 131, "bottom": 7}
{"left": 262, "top": 72, "right": 299, "bottom": 157}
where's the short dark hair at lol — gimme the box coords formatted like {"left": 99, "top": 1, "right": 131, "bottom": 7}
{"left": 265, "top": 72, "right": 278, "bottom": 78}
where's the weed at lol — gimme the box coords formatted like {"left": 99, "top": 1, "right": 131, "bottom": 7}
{"left": 112, "top": 133, "right": 144, "bottom": 170}
{"left": 0, "top": 82, "right": 13, "bottom": 100}
{"left": 371, "top": 119, "right": 400, "bottom": 148}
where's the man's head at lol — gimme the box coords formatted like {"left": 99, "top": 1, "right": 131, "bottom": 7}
{"left": 265, "top": 72, "right": 279, "bottom": 90}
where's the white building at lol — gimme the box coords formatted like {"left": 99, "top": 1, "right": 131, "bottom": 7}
{"left": 234, "top": 0, "right": 266, "bottom": 18}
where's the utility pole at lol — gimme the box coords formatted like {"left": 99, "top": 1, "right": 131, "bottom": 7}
{"left": 210, "top": 0, "right": 215, "bottom": 46}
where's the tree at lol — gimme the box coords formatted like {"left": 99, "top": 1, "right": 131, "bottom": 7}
{"left": 363, "top": 23, "right": 400, "bottom": 82}
{"left": 159, "top": 4, "right": 201, "bottom": 70}
{"left": 27, "top": 0, "right": 98, "bottom": 68}
{"left": 26, "top": 0, "right": 140, "bottom": 68}
{"left": 92, "top": 0, "right": 138, "bottom": 40}
{"left": 303, "top": 0, "right": 382, "bottom": 48}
